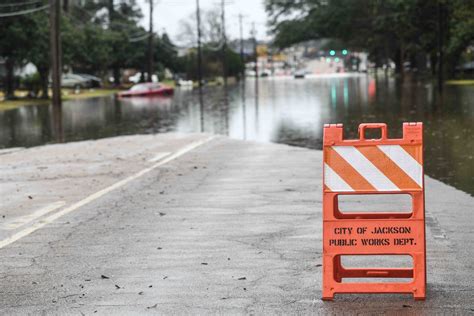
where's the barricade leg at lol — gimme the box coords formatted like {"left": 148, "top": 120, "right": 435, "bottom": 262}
{"left": 412, "top": 252, "right": 426, "bottom": 300}
{"left": 322, "top": 254, "right": 336, "bottom": 300}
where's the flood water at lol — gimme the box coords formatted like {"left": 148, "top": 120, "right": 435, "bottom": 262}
{"left": 1, "top": 74, "right": 473, "bottom": 195}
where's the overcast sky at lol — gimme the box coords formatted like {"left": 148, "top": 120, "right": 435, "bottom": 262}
{"left": 136, "top": 0, "right": 270, "bottom": 44}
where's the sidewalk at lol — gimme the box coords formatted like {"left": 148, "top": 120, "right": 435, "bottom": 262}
{"left": 0, "top": 134, "right": 472, "bottom": 314}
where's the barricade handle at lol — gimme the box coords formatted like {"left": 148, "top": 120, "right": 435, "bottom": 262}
{"left": 359, "top": 123, "right": 388, "bottom": 140}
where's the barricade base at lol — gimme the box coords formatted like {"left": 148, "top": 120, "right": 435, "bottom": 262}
{"left": 322, "top": 253, "right": 426, "bottom": 300}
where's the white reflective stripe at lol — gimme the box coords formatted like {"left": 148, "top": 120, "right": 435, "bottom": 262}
{"left": 377, "top": 145, "right": 423, "bottom": 187}
{"left": 324, "top": 163, "right": 354, "bottom": 192}
{"left": 332, "top": 146, "right": 399, "bottom": 191}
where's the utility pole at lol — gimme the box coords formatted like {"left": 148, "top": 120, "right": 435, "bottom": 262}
{"left": 196, "top": 0, "right": 203, "bottom": 90}
{"left": 147, "top": 0, "right": 154, "bottom": 82}
{"left": 49, "top": 0, "right": 62, "bottom": 109}
{"left": 196, "top": 0, "right": 205, "bottom": 132}
{"left": 108, "top": 0, "right": 122, "bottom": 85}
{"left": 251, "top": 21, "right": 259, "bottom": 132}
{"left": 437, "top": 0, "right": 444, "bottom": 93}
{"left": 251, "top": 22, "right": 258, "bottom": 79}
{"left": 238, "top": 13, "right": 245, "bottom": 77}
{"left": 108, "top": 0, "right": 114, "bottom": 24}
{"left": 220, "top": 0, "right": 227, "bottom": 88}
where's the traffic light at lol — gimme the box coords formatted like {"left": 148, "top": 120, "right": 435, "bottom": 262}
{"left": 342, "top": 49, "right": 348, "bottom": 55}
{"left": 326, "top": 57, "right": 331, "bottom": 63}
{"left": 329, "top": 50, "right": 336, "bottom": 56}
{"left": 335, "top": 57, "right": 340, "bottom": 63}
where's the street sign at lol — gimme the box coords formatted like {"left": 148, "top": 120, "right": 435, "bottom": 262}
{"left": 322, "top": 123, "right": 426, "bottom": 300}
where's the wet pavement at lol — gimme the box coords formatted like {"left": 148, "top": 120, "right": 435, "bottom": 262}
{"left": 1, "top": 74, "right": 473, "bottom": 194}
{"left": 0, "top": 135, "right": 472, "bottom": 314}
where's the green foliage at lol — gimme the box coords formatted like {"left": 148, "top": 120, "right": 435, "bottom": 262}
{"left": 182, "top": 46, "right": 244, "bottom": 80}
{"left": 0, "top": 0, "right": 247, "bottom": 98}
{"left": 155, "top": 33, "right": 182, "bottom": 73}
{"left": 0, "top": 10, "right": 39, "bottom": 98}
{"left": 20, "top": 72, "right": 41, "bottom": 97}
{"left": 266, "top": 0, "right": 474, "bottom": 76}
{"left": 1, "top": 0, "right": 182, "bottom": 96}
{"left": 445, "top": 1, "right": 474, "bottom": 69}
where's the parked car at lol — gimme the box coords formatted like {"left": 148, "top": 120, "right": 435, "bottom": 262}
{"left": 77, "top": 74, "right": 102, "bottom": 88}
{"left": 117, "top": 83, "right": 174, "bottom": 97}
{"left": 61, "top": 74, "right": 91, "bottom": 89}
{"left": 294, "top": 69, "right": 307, "bottom": 79}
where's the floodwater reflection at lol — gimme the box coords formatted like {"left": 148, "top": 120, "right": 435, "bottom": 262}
{"left": 0, "top": 74, "right": 472, "bottom": 195}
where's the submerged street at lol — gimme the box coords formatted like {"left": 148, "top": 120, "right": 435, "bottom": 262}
{"left": 1, "top": 75, "right": 473, "bottom": 195}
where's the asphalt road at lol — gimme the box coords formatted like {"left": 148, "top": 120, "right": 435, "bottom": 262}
{"left": 0, "top": 135, "right": 473, "bottom": 315}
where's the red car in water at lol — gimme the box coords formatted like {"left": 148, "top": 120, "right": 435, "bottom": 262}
{"left": 118, "top": 83, "right": 174, "bottom": 97}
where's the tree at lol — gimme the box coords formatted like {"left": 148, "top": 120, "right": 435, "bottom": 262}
{"left": 445, "top": 1, "right": 474, "bottom": 75}
{"left": 0, "top": 13, "right": 39, "bottom": 99}
{"left": 176, "top": 7, "right": 243, "bottom": 80}
{"left": 183, "top": 47, "right": 243, "bottom": 80}
{"left": 266, "top": 0, "right": 474, "bottom": 78}
{"left": 27, "top": 13, "right": 51, "bottom": 98}
{"left": 70, "top": 0, "right": 143, "bottom": 84}
{"left": 154, "top": 33, "right": 182, "bottom": 74}
{"left": 177, "top": 8, "right": 224, "bottom": 46}
{"left": 0, "top": 0, "right": 186, "bottom": 99}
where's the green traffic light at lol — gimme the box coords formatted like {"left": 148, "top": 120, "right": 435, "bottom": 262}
{"left": 342, "top": 49, "right": 348, "bottom": 55}
{"left": 335, "top": 57, "right": 340, "bottom": 63}
{"left": 326, "top": 57, "right": 331, "bottom": 63}
{"left": 329, "top": 50, "right": 336, "bottom": 56}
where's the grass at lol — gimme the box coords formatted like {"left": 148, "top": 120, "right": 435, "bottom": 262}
{"left": 0, "top": 88, "right": 120, "bottom": 111}
{"left": 0, "top": 98, "right": 50, "bottom": 111}
{"left": 0, "top": 81, "right": 182, "bottom": 111}
{"left": 445, "top": 79, "right": 474, "bottom": 85}
{"left": 63, "top": 88, "right": 120, "bottom": 99}
{"left": 161, "top": 79, "right": 176, "bottom": 87}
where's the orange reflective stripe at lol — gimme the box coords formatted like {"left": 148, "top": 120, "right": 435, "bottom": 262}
{"left": 357, "top": 146, "right": 421, "bottom": 190}
{"left": 400, "top": 145, "right": 422, "bottom": 164}
{"left": 325, "top": 147, "right": 375, "bottom": 191}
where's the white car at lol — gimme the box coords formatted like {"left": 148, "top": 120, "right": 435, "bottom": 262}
{"left": 61, "top": 74, "right": 91, "bottom": 89}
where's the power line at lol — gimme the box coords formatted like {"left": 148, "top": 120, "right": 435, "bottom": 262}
{"left": 129, "top": 30, "right": 149, "bottom": 37}
{"left": 68, "top": 4, "right": 148, "bottom": 38}
{"left": 129, "top": 33, "right": 151, "bottom": 42}
{"left": 0, "top": 4, "right": 49, "bottom": 17}
{"left": 111, "top": 20, "right": 140, "bottom": 28}
{"left": 0, "top": 0, "right": 42, "bottom": 8}
{"left": 205, "top": 40, "right": 225, "bottom": 51}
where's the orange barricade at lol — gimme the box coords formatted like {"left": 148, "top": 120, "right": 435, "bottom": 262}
{"left": 322, "top": 122, "right": 426, "bottom": 300}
